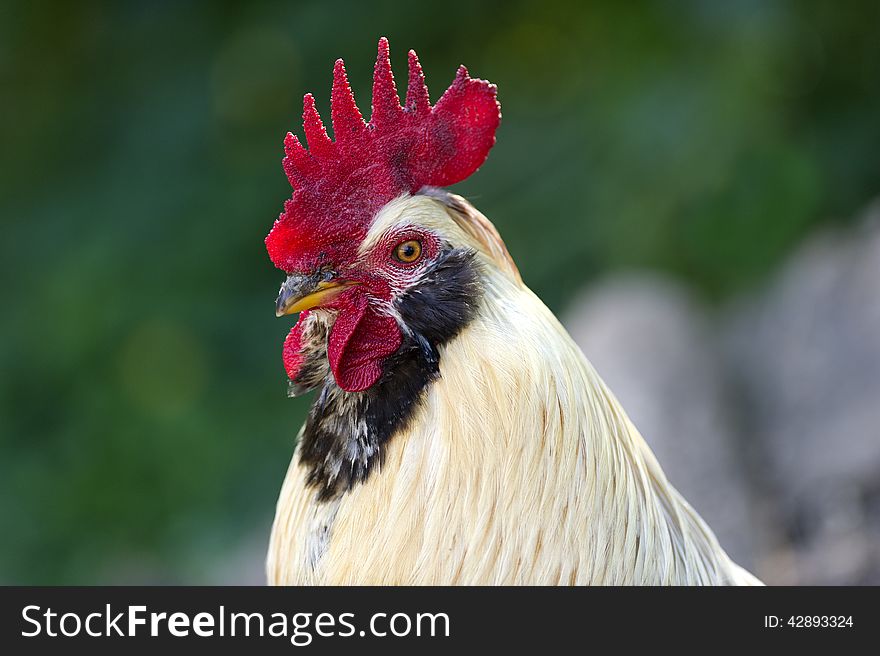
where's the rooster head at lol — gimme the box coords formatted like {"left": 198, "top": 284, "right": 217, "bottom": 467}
{"left": 266, "top": 38, "right": 501, "bottom": 393}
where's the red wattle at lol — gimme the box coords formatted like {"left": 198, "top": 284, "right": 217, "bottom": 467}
{"left": 282, "top": 310, "right": 311, "bottom": 381}
{"left": 327, "top": 290, "right": 402, "bottom": 392}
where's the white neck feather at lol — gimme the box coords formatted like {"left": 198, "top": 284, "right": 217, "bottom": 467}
{"left": 268, "top": 253, "right": 760, "bottom": 584}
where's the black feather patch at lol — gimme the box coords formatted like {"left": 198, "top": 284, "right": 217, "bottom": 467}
{"left": 296, "top": 249, "right": 482, "bottom": 500}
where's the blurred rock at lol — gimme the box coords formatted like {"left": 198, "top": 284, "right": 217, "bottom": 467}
{"left": 723, "top": 200, "right": 880, "bottom": 584}
{"left": 563, "top": 274, "right": 758, "bottom": 568}
{"left": 560, "top": 200, "right": 880, "bottom": 584}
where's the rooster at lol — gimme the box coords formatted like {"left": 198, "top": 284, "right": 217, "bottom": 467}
{"left": 264, "top": 38, "right": 762, "bottom": 585}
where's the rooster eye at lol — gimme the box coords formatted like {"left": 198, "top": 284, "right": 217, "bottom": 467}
{"left": 392, "top": 240, "right": 422, "bottom": 264}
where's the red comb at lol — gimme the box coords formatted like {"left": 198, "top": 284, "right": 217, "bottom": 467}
{"left": 265, "top": 37, "right": 501, "bottom": 272}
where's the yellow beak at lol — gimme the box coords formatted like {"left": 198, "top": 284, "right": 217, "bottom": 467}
{"left": 275, "top": 279, "right": 355, "bottom": 317}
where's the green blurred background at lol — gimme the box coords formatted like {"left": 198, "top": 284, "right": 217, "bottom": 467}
{"left": 1, "top": 0, "right": 879, "bottom": 583}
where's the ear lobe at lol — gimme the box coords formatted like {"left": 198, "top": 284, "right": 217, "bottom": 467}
{"left": 327, "top": 290, "right": 402, "bottom": 392}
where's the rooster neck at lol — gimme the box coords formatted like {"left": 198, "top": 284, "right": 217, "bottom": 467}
{"left": 297, "top": 248, "right": 483, "bottom": 501}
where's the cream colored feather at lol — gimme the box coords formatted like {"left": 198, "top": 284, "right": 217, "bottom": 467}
{"left": 267, "top": 193, "right": 762, "bottom": 585}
